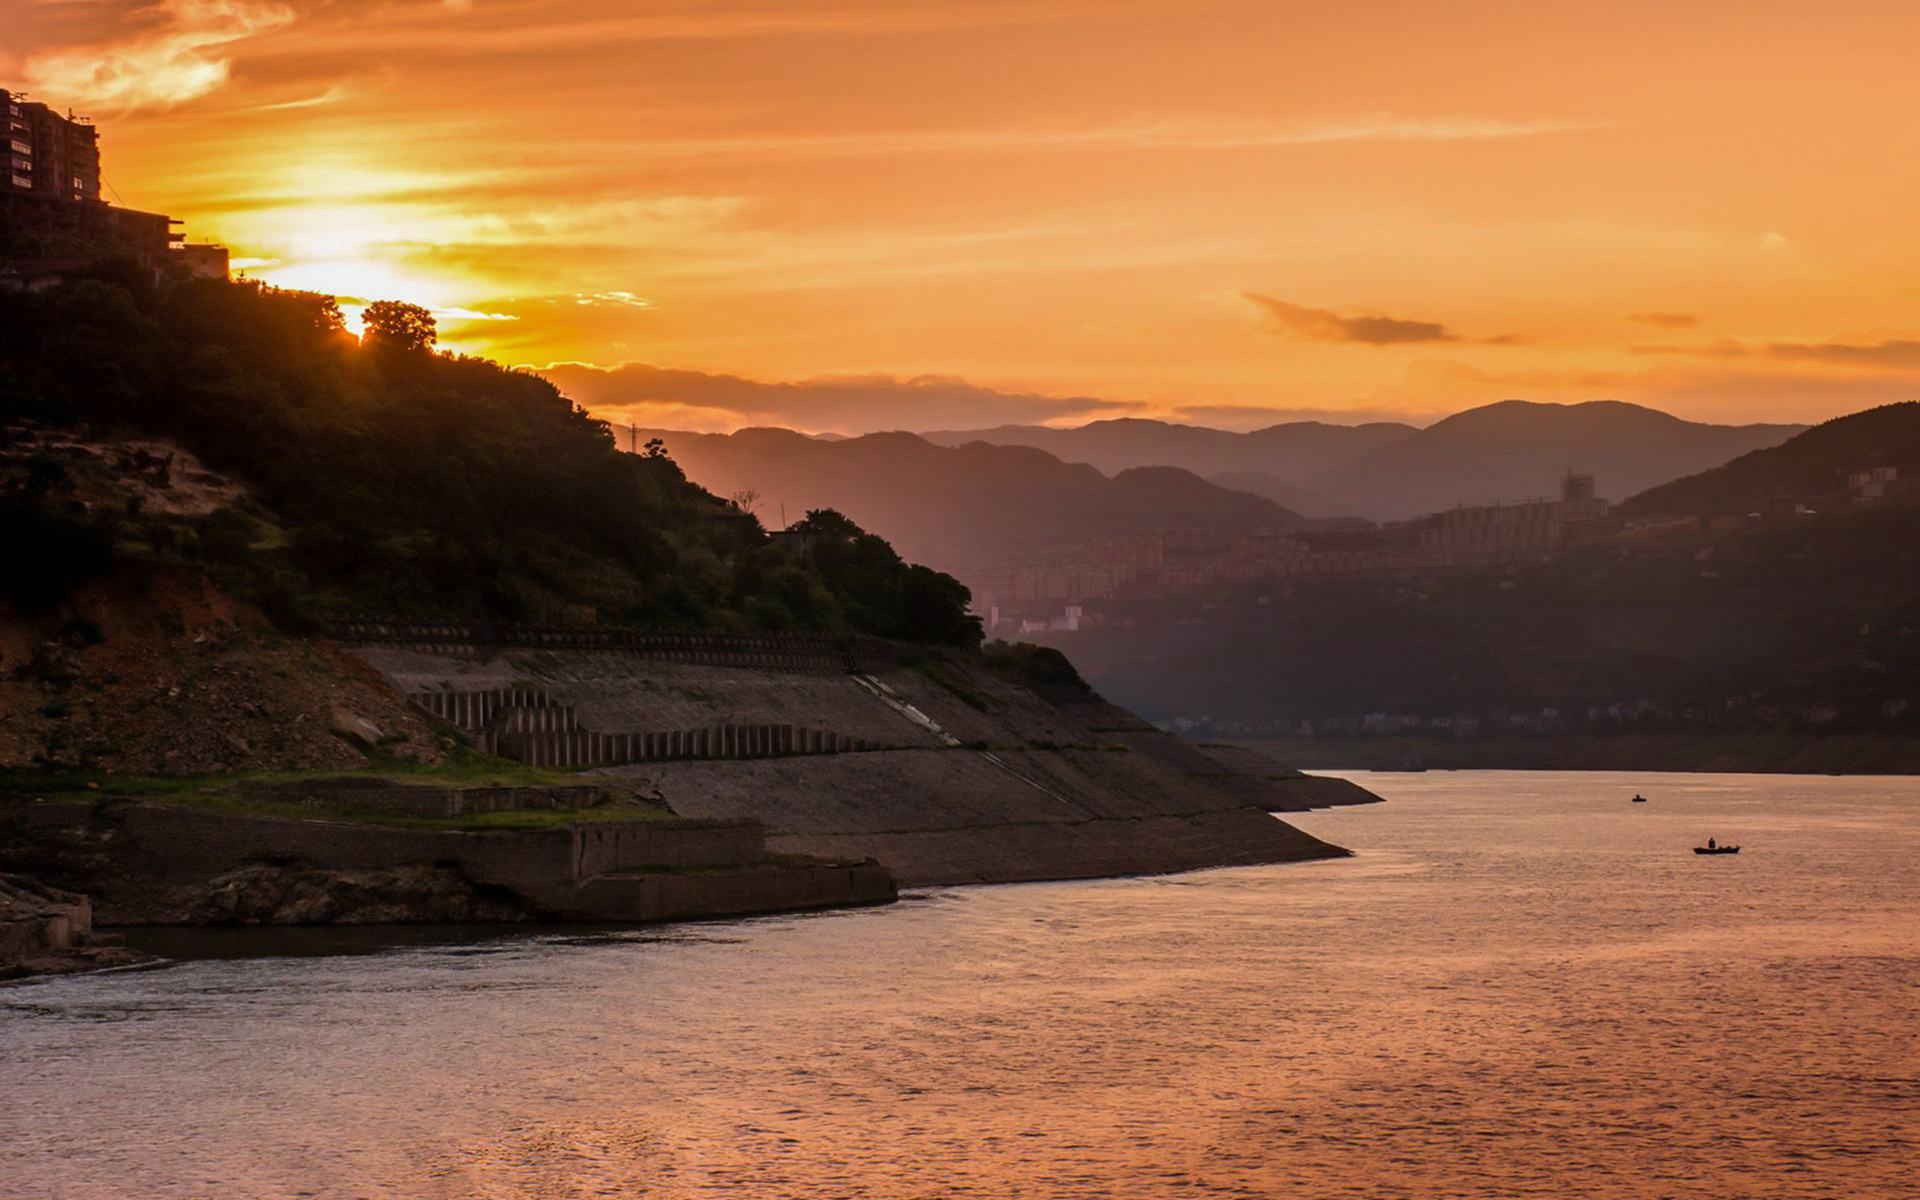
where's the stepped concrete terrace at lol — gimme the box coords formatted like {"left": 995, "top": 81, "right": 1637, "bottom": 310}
{"left": 347, "top": 629, "right": 1378, "bottom": 888}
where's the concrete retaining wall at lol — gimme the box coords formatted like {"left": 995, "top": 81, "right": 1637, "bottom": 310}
{"left": 336, "top": 620, "right": 913, "bottom": 675}
{"left": 411, "top": 684, "right": 885, "bottom": 767}
{"left": 770, "top": 808, "right": 1340, "bottom": 889}
{"left": 32, "top": 804, "right": 895, "bottom": 925}
{"left": 565, "top": 862, "right": 896, "bottom": 923}
{"left": 410, "top": 686, "right": 572, "bottom": 729}
{"left": 103, "top": 805, "right": 578, "bottom": 905}
{"left": 358, "top": 648, "right": 1374, "bottom": 890}
{"left": 569, "top": 818, "right": 767, "bottom": 877}
{"left": 489, "top": 723, "right": 883, "bottom": 767}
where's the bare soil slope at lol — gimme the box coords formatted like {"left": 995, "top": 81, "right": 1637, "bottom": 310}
{"left": 2, "top": 565, "right": 442, "bottom": 775}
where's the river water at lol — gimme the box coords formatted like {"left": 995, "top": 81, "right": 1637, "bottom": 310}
{"left": 4, "top": 770, "right": 1917, "bottom": 1198}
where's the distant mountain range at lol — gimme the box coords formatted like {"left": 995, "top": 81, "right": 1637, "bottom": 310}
{"left": 924, "top": 402, "right": 1805, "bottom": 520}
{"left": 632, "top": 399, "right": 1819, "bottom": 573}
{"left": 920, "top": 418, "right": 1413, "bottom": 484}
{"left": 1309, "top": 400, "right": 1805, "bottom": 519}
{"left": 640, "top": 427, "right": 1301, "bottom": 568}
{"left": 1620, "top": 401, "right": 1919, "bottom": 517}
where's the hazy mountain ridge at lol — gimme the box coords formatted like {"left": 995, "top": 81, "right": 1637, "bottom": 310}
{"left": 1619, "top": 401, "right": 1920, "bottom": 517}
{"left": 1306, "top": 400, "right": 1806, "bottom": 519}
{"left": 920, "top": 417, "right": 1416, "bottom": 489}
{"left": 640, "top": 427, "right": 1303, "bottom": 568}
{"left": 1206, "top": 470, "right": 1346, "bottom": 518}
{"left": 904, "top": 402, "right": 1807, "bottom": 520}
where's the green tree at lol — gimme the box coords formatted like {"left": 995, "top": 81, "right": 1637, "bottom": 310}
{"left": 361, "top": 300, "right": 436, "bottom": 352}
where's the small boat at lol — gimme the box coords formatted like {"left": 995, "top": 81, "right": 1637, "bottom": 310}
{"left": 1631, "top": 794, "right": 1648, "bottom": 803}
{"left": 1694, "top": 840, "right": 1740, "bottom": 855}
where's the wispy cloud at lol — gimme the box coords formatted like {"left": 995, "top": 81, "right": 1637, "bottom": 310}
{"left": 1634, "top": 335, "right": 1920, "bottom": 369}
{"left": 578, "top": 114, "right": 1604, "bottom": 165}
{"left": 573, "top": 291, "right": 652, "bottom": 309}
{"left": 1245, "top": 113, "right": 1607, "bottom": 146}
{"left": 247, "top": 81, "right": 368, "bottom": 112}
{"left": 23, "top": 0, "right": 294, "bottom": 113}
{"left": 1171, "top": 403, "right": 1438, "bottom": 428}
{"left": 1627, "top": 312, "right": 1699, "bottom": 329}
{"left": 1244, "top": 294, "right": 1458, "bottom": 346}
{"left": 536, "top": 362, "right": 1135, "bottom": 432}
{"left": 1763, "top": 339, "right": 1920, "bottom": 368}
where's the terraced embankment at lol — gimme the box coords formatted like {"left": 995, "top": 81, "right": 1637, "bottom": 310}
{"left": 355, "top": 635, "right": 1376, "bottom": 887}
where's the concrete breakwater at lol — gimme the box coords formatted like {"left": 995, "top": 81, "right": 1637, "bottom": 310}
{"left": 359, "top": 644, "right": 1378, "bottom": 888}
{"left": 7, "top": 800, "right": 895, "bottom": 927}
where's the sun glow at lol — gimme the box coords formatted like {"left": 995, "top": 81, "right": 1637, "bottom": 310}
{"left": 27, "top": 0, "right": 1920, "bottom": 427}
{"left": 225, "top": 189, "right": 502, "bottom": 347}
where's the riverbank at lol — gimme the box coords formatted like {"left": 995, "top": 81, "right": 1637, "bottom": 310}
{"left": 10, "top": 771, "right": 1914, "bottom": 1198}
{"left": 1234, "top": 732, "right": 1920, "bottom": 775}
{"left": 3, "top": 629, "right": 1375, "bottom": 978}
{"left": 358, "top": 645, "right": 1373, "bottom": 888}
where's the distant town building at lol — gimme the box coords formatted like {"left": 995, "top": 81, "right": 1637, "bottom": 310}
{"left": 961, "top": 472, "right": 1622, "bottom": 629}
{"left": 1561, "top": 470, "right": 1597, "bottom": 504}
{"left": 1, "top": 89, "right": 226, "bottom": 279}
{"left": 1848, "top": 465, "right": 1899, "bottom": 506}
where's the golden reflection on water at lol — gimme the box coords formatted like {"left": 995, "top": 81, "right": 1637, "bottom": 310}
{"left": 3, "top": 771, "right": 1918, "bottom": 1198}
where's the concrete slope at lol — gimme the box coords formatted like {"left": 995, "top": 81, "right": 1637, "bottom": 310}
{"left": 357, "top": 647, "right": 1374, "bottom": 887}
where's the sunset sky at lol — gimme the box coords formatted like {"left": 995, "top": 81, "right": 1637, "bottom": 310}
{"left": 12, "top": 0, "right": 1920, "bottom": 432}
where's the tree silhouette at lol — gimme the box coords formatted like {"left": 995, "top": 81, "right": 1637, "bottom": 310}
{"left": 361, "top": 300, "right": 437, "bottom": 352}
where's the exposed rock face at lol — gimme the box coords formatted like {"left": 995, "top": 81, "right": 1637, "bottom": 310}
{"left": 0, "top": 873, "right": 90, "bottom": 953}
{"left": 327, "top": 707, "right": 386, "bottom": 751}
{"left": 190, "top": 863, "right": 531, "bottom": 926}
{"left": 0, "top": 872, "right": 148, "bottom": 978}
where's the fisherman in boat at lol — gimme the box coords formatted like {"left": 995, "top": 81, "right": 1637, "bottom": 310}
{"left": 1707, "top": 837, "right": 1716, "bottom": 850}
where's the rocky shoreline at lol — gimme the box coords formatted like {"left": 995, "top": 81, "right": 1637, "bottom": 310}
{"left": 0, "top": 874, "right": 152, "bottom": 980}
{"left": 1, "top": 639, "right": 1381, "bottom": 979}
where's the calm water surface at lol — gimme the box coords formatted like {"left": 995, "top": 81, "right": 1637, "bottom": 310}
{"left": 4, "top": 771, "right": 1918, "bottom": 1198}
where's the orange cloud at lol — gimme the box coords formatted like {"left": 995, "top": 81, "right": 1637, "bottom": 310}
{"left": 23, "top": 0, "right": 293, "bottom": 113}
{"left": 537, "top": 363, "right": 1137, "bottom": 433}
{"left": 1244, "top": 295, "right": 1458, "bottom": 345}
{"left": 14, "top": 0, "right": 1920, "bottom": 429}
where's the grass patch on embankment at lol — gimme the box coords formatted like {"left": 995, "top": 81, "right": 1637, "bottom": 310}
{"left": 0, "top": 745, "right": 581, "bottom": 799}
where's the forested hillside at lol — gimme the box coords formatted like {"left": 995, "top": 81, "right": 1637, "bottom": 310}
{"left": 1620, "top": 401, "right": 1920, "bottom": 517}
{"left": 0, "top": 265, "right": 976, "bottom": 646}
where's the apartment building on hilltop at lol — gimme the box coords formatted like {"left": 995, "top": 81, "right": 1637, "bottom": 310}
{"left": 1, "top": 88, "right": 226, "bottom": 281}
